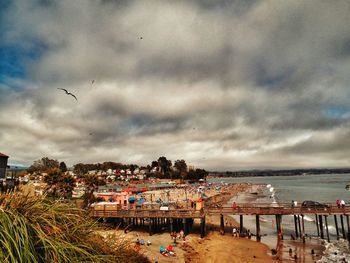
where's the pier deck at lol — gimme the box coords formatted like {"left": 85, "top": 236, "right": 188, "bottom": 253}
{"left": 91, "top": 203, "right": 350, "bottom": 218}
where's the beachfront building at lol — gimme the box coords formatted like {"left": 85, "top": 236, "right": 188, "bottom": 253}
{"left": 94, "top": 191, "right": 131, "bottom": 209}
{"left": 0, "top": 152, "right": 9, "bottom": 179}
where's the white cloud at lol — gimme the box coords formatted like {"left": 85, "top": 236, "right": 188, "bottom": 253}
{"left": 1, "top": 0, "right": 350, "bottom": 169}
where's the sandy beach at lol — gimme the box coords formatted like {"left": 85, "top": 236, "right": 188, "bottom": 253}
{"left": 100, "top": 183, "right": 276, "bottom": 263}
{"left": 103, "top": 230, "right": 274, "bottom": 263}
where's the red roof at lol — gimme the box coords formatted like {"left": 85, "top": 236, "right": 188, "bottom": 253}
{"left": 0, "top": 153, "right": 8, "bottom": 158}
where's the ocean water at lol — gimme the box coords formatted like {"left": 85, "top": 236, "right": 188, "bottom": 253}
{"left": 210, "top": 173, "right": 350, "bottom": 203}
{"left": 208, "top": 174, "right": 350, "bottom": 262}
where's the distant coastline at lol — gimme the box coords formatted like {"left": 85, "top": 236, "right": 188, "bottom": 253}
{"left": 209, "top": 168, "right": 350, "bottom": 178}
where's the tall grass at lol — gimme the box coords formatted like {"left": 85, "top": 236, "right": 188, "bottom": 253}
{"left": 0, "top": 192, "right": 149, "bottom": 263}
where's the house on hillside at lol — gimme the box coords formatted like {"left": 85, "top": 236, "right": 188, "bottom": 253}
{"left": 0, "top": 153, "right": 9, "bottom": 179}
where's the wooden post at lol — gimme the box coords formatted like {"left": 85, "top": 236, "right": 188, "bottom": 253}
{"left": 294, "top": 215, "right": 299, "bottom": 238}
{"left": 200, "top": 217, "right": 206, "bottom": 238}
{"left": 183, "top": 218, "right": 189, "bottom": 236}
{"left": 319, "top": 215, "right": 324, "bottom": 239}
{"left": 334, "top": 215, "right": 340, "bottom": 239}
{"left": 279, "top": 215, "right": 283, "bottom": 240}
{"left": 240, "top": 215, "right": 244, "bottom": 235}
{"left": 149, "top": 219, "right": 153, "bottom": 236}
{"left": 324, "top": 215, "right": 330, "bottom": 242}
{"left": 340, "top": 215, "right": 346, "bottom": 239}
{"left": 220, "top": 214, "right": 225, "bottom": 234}
{"left": 297, "top": 215, "right": 302, "bottom": 239}
{"left": 315, "top": 215, "right": 320, "bottom": 237}
{"left": 301, "top": 215, "right": 305, "bottom": 243}
{"left": 169, "top": 218, "right": 173, "bottom": 233}
{"left": 275, "top": 215, "right": 279, "bottom": 235}
{"left": 256, "top": 215, "right": 261, "bottom": 241}
{"left": 346, "top": 215, "right": 350, "bottom": 243}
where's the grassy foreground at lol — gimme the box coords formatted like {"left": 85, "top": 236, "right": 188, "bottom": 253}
{"left": 0, "top": 192, "right": 149, "bottom": 263}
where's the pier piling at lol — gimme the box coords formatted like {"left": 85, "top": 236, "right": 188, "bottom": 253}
{"left": 319, "top": 215, "right": 324, "bottom": 239}
{"left": 148, "top": 219, "right": 153, "bottom": 236}
{"left": 315, "top": 215, "right": 320, "bottom": 237}
{"left": 239, "top": 215, "right": 244, "bottom": 235}
{"left": 220, "top": 214, "right": 225, "bottom": 234}
{"left": 301, "top": 215, "right": 305, "bottom": 243}
{"left": 294, "top": 215, "right": 299, "bottom": 238}
{"left": 324, "top": 215, "right": 330, "bottom": 242}
{"left": 297, "top": 215, "right": 302, "bottom": 239}
{"left": 200, "top": 217, "right": 206, "bottom": 238}
{"left": 256, "top": 215, "right": 261, "bottom": 241}
{"left": 169, "top": 218, "right": 173, "bottom": 233}
{"left": 334, "top": 215, "right": 340, "bottom": 239}
{"left": 340, "top": 215, "right": 346, "bottom": 239}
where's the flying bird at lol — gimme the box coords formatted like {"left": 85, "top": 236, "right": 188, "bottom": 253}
{"left": 140, "top": 37, "right": 143, "bottom": 40}
{"left": 92, "top": 80, "right": 95, "bottom": 84}
{"left": 57, "top": 88, "right": 77, "bottom": 101}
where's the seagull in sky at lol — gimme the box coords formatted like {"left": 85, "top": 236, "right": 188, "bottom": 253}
{"left": 92, "top": 80, "right": 95, "bottom": 84}
{"left": 57, "top": 88, "right": 77, "bottom": 101}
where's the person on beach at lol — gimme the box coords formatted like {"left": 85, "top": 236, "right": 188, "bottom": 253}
{"left": 247, "top": 229, "right": 252, "bottom": 239}
{"left": 232, "top": 202, "right": 237, "bottom": 209}
{"left": 336, "top": 199, "right": 341, "bottom": 207}
{"left": 341, "top": 199, "right": 345, "bottom": 208}
{"left": 232, "top": 227, "right": 238, "bottom": 237}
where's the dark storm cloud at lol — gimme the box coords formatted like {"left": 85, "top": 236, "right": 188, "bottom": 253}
{"left": 1, "top": 0, "right": 350, "bottom": 169}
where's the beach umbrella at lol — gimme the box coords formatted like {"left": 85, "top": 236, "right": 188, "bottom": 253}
{"left": 137, "top": 192, "right": 143, "bottom": 196}
{"left": 128, "top": 197, "right": 137, "bottom": 202}
{"left": 137, "top": 199, "right": 145, "bottom": 205}
{"left": 155, "top": 198, "right": 161, "bottom": 203}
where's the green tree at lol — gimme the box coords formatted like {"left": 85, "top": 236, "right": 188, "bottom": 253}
{"left": 59, "top": 161, "right": 68, "bottom": 172}
{"left": 157, "top": 156, "right": 172, "bottom": 178}
{"left": 82, "top": 174, "right": 105, "bottom": 208}
{"left": 174, "top": 159, "right": 187, "bottom": 177}
{"left": 28, "top": 157, "right": 59, "bottom": 173}
{"left": 44, "top": 168, "right": 75, "bottom": 199}
{"left": 44, "top": 168, "right": 62, "bottom": 197}
{"left": 186, "top": 168, "right": 208, "bottom": 181}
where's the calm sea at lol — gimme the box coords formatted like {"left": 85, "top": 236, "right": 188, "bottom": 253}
{"left": 209, "top": 173, "right": 350, "bottom": 203}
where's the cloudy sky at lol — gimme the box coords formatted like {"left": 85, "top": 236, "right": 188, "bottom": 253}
{"left": 1, "top": 0, "right": 350, "bottom": 170}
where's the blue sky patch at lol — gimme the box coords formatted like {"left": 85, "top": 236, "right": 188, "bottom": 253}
{"left": 0, "top": 43, "right": 45, "bottom": 86}
{"left": 324, "top": 106, "right": 349, "bottom": 119}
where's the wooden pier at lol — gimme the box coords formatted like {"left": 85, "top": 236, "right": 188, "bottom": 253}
{"left": 91, "top": 203, "right": 350, "bottom": 241}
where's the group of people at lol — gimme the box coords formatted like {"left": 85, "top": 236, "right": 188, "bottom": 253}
{"left": 336, "top": 199, "right": 346, "bottom": 207}
{"left": 159, "top": 244, "right": 176, "bottom": 257}
{"left": 135, "top": 238, "right": 152, "bottom": 246}
{"left": 232, "top": 227, "right": 252, "bottom": 239}
{"left": 170, "top": 230, "right": 186, "bottom": 243}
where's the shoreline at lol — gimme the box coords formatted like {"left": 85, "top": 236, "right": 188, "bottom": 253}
{"left": 226, "top": 184, "right": 326, "bottom": 262}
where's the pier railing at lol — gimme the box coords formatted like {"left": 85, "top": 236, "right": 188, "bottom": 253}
{"left": 91, "top": 208, "right": 204, "bottom": 218}
{"left": 207, "top": 203, "right": 350, "bottom": 215}
{"left": 90, "top": 202, "right": 350, "bottom": 218}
